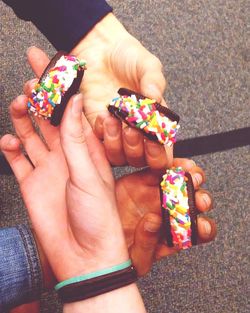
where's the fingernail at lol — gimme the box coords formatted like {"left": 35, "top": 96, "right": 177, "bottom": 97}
{"left": 144, "top": 220, "right": 161, "bottom": 233}
{"left": 124, "top": 128, "right": 141, "bottom": 146}
{"left": 97, "top": 111, "right": 110, "bottom": 122}
{"left": 106, "top": 123, "right": 119, "bottom": 137}
{"left": 146, "top": 142, "right": 162, "bottom": 157}
{"left": 95, "top": 115, "right": 104, "bottom": 128}
{"left": 145, "top": 84, "right": 161, "bottom": 101}
{"left": 203, "top": 220, "right": 212, "bottom": 236}
{"left": 72, "top": 94, "right": 83, "bottom": 115}
{"left": 26, "top": 46, "right": 36, "bottom": 54}
{"left": 29, "top": 78, "right": 38, "bottom": 86}
{"left": 202, "top": 193, "right": 211, "bottom": 208}
{"left": 7, "top": 137, "right": 17, "bottom": 146}
{"left": 183, "top": 160, "right": 196, "bottom": 171}
{"left": 193, "top": 173, "right": 203, "bottom": 186}
{"left": 16, "top": 95, "right": 27, "bottom": 102}
{"left": 188, "top": 160, "right": 196, "bottom": 168}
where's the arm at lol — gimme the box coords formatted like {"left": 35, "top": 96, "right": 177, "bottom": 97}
{"left": 3, "top": 0, "right": 112, "bottom": 51}
{"left": 64, "top": 285, "right": 146, "bottom": 313}
{"left": 59, "top": 95, "right": 146, "bottom": 313}
{"left": 1, "top": 93, "right": 147, "bottom": 312}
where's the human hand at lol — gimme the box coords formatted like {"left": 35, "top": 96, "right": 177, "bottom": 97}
{"left": 27, "top": 13, "right": 172, "bottom": 169}
{"left": 115, "top": 158, "right": 217, "bottom": 276}
{"left": 92, "top": 112, "right": 216, "bottom": 276}
{"left": 0, "top": 93, "right": 128, "bottom": 281}
{"left": 71, "top": 13, "right": 167, "bottom": 126}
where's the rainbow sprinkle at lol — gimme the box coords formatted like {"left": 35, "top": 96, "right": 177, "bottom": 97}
{"left": 161, "top": 167, "right": 192, "bottom": 249}
{"left": 109, "top": 94, "right": 179, "bottom": 146}
{"left": 28, "top": 55, "right": 86, "bottom": 119}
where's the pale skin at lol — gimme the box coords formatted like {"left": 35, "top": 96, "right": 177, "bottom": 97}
{"left": 28, "top": 13, "right": 171, "bottom": 170}
{"left": 2, "top": 94, "right": 148, "bottom": 313}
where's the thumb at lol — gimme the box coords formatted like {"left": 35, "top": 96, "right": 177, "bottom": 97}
{"left": 130, "top": 213, "right": 162, "bottom": 276}
{"left": 27, "top": 46, "right": 50, "bottom": 77}
{"left": 139, "top": 55, "right": 167, "bottom": 103}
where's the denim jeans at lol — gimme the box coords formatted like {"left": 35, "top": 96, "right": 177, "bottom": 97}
{"left": 0, "top": 225, "right": 43, "bottom": 311}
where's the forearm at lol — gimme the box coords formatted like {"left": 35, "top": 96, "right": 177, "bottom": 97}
{"left": 3, "top": 0, "right": 112, "bottom": 51}
{"left": 71, "top": 12, "right": 128, "bottom": 56}
{"left": 64, "top": 283, "right": 146, "bottom": 313}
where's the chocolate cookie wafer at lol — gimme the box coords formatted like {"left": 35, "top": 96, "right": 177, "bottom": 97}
{"left": 108, "top": 88, "right": 180, "bottom": 146}
{"left": 160, "top": 167, "right": 198, "bottom": 249}
{"left": 28, "top": 51, "right": 86, "bottom": 126}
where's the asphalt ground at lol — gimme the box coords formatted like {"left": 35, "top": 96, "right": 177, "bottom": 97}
{"left": 1, "top": 1, "right": 249, "bottom": 312}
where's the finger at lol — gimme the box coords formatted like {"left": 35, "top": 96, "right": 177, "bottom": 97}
{"left": 155, "top": 244, "right": 178, "bottom": 261}
{"left": 103, "top": 116, "right": 127, "bottom": 166}
{"left": 173, "top": 158, "right": 197, "bottom": 171}
{"left": 9, "top": 95, "right": 48, "bottom": 166}
{"left": 0, "top": 134, "right": 33, "bottom": 182}
{"left": 173, "top": 159, "right": 206, "bottom": 188}
{"left": 81, "top": 114, "right": 114, "bottom": 187}
{"left": 138, "top": 55, "right": 167, "bottom": 103}
{"left": 122, "top": 127, "right": 145, "bottom": 167}
{"left": 23, "top": 78, "right": 38, "bottom": 95}
{"left": 145, "top": 139, "right": 173, "bottom": 169}
{"left": 189, "top": 165, "right": 206, "bottom": 189}
{"left": 94, "top": 112, "right": 110, "bottom": 140}
{"left": 23, "top": 79, "right": 61, "bottom": 150}
{"left": 195, "top": 189, "right": 213, "bottom": 213}
{"left": 60, "top": 94, "right": 104, "bottom": 189}
{"left": 138, "top": 54, "right": 173, "bottom": 169}
{"left": 27, "top": 46, "right": 50, "bottom": 77}
{"left": 197, "top": 216, "right": 217, "bottom": 243}
{"left": 130, "top": 213, "right": 161, "bottom": 276}
{"left": 156, "top": 217, "right": 217, "bottom": 258}
{"left": 160, "top": 98, "right": 168, "bottom": 107}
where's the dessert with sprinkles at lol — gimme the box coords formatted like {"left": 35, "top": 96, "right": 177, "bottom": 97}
{"left": 28, "top": 51, "right": 86, "bottom": 126}
{"left": 108, "top": 88, "right": 180, "bottom": 146}
{"left": 160, "top": 167, "right": 198, "bottom": 249}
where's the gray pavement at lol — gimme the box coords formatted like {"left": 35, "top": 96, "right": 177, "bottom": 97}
{"left": 1, "top": 0, "right": 249, "bottom": 312}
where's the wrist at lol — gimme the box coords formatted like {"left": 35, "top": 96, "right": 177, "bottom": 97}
{"left": 63, "top": 283, "right": 146, "bottom": 313}
{"left": 80, "top": 250, "right": 130, "bottom": 274}
{"left": 57, "top": 244, "right": 129, "bottom": 282}
{"left": 32, "top": 230, "right": 56, "bottom": 289}
{"left": 71, "top": 13, "right": 128, "bottom": 56}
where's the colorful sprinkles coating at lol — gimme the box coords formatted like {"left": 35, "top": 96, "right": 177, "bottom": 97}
{"left": 108, "top": 94, "right": 180, "bottom": 146}
{"left": 161, "top": 167, "right": 192, "bottom": 249}
{"left": 28, "top": 55, "right": 86, "bottom": 119}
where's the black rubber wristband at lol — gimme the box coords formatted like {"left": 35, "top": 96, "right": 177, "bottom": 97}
{"left": 57, "top": 265, "right": 137, "bottom": 303}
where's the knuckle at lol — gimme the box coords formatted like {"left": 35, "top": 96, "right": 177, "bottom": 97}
{"left": 107, "top": 145, "right": 123, "bottom": 155}
{"left": 147, "top": 55, "right": 163, "bottom": 70}
{"left": 153, "top": 56, "right": 163, "bottom": 69}
{"left": 0, "top": 134, "right": 11, "bottom": 146}
{"left": 20, "top": 127, "right": 36, "bottom": 141}
{"left": 138, "top": 239, "right": 156, "bottom": 252}
{"left": 62, "top": 129, "right": 86, "bottom": 145}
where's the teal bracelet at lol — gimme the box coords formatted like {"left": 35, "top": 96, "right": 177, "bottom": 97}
{"left": 55, "top": 259, "right": 132, "bottom": 291}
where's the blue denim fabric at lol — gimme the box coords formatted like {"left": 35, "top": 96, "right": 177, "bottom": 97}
{"left": 0, "top": 225, "right": 43, "bottom": 311}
